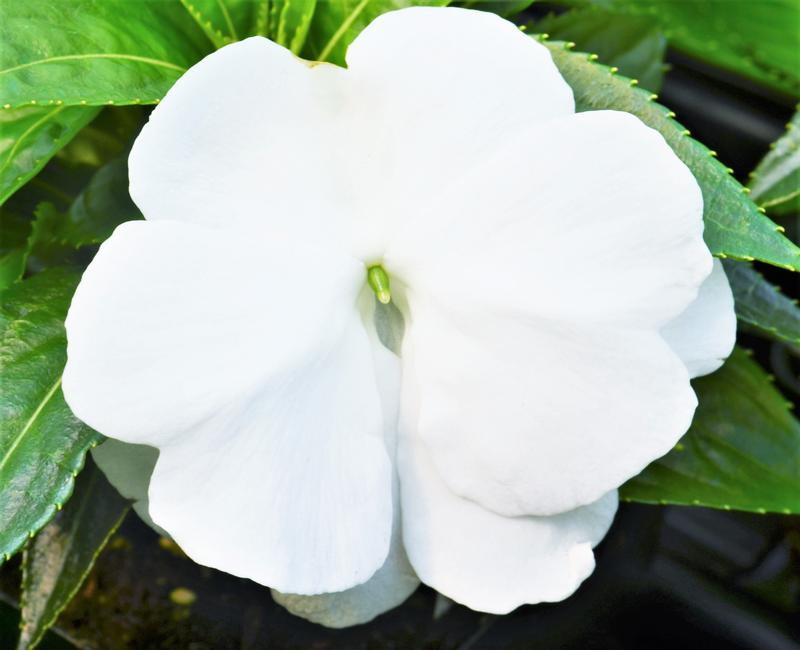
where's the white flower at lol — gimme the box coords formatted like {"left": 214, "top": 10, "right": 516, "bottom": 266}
{"left": 63, "top": 7, "right": 736, "bottom": 626}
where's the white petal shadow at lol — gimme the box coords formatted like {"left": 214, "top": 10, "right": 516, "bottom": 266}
{"left": 662, "top": 259, "right": 736, "bottom": 378}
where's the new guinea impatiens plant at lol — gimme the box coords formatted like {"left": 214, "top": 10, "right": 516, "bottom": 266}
{"left": 61, "top": 7, "right": 737, "bottom": 623}
{"left": 0, "top": 0, "right": 798, "bottom": 643}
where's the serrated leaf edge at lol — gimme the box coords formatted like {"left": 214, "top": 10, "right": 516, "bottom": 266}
{"left": 180, "top": 0, "right": 233, "bottom": 49}
{"left": 536, "top": 35, "right": 799, "bottom": 272}
{"left": 0, "top": 382, "right": 102, "bottom": 563}
{"left": 17, "top": 472, "right": 129, "bottom": 650}
{"left": 619, "top": 347, "right": 800, "bottom": 515}
{"left": 725, "top": 260, "right": 800, "bottom": 345}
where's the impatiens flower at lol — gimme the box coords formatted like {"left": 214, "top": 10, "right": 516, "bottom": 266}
{"left": 63, "top": 7, "right": 736, "bottom": 626}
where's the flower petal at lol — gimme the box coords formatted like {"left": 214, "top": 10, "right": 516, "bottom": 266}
{"left": 272, "top": 485, "right": 418, "bottom": 628}
{"left": 91, "top": 439, "right": 164, "bottom": 535}
{"left": 271, "top": 530, "right": 418, "bottom": 627}
{"left": 662, "top": 259, "right": 736, "bottom": 378}
{"left": 130, "top": 8, "right": 573, "bottom": 260}
{"left": 387, "top": 110, "right": 710, "bottom": 330}
{"left": 64, "top": 221, "right": 392, "bottom": 593}
{"left": 401, "top": 303, "right": 695, "bottom": 518}
{"left": 390, "top": 111, "right": 709, "bottom": 517}
{"left": 345, "top": 6, "right": 573, "bottom": 248}
{"left": 128, "top": 37, "right": 360, "bottom": 250}
{"left": 272, "top": 324, "right": 419, "bottom": 626}
{"left": 398, "top": 436, "right": 617, "bottom": 615}
{"left": 65, "top": 221, "right": 362, "bottom": 440}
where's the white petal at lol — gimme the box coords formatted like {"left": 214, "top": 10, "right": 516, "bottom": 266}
{"left": 345, "top": 7, "right": 574, "bottom": 250}
{"left": 388, "top": 110, "right": 709, "bottom": 517}
{"left": 64, "top": 221, "right": 392, "bottom": 593}
{"left": 130, "top": 8, "right": 573, "bottom": 260}
{"left": 91, "top": 439, "right": 164, "bottom": 536}
{"left": 271, "top": 508, "right": 418, "bottom": 627}
{"left": 128, "top": 38, "right": 361, "bottom": 250}
{"left": 662, "top": 259, "right": 736, "bottom": 378}
{"left": 271, "top": 325, "right": 419, "bottom": 627}
{"left": 398, "top": 436, "right": 617, "bottom": 615}
{"left": 401, "top": 302, "right": 695, "bottom": 518}
{"left": 387, "top": 110, "right": 710, "bottom": 330}
{"left": 65, "top": 220, "right": 361, "bottom": 441}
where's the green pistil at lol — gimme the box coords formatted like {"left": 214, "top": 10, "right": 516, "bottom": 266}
{"left": 367, "top": 265, "right": 391, "bottom": 304}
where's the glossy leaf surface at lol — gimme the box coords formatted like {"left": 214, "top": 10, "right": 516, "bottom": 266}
{"left": 558, "top": 0, "right": 800, "bottom": 95}
{"left": 749, "top": 109, "right": 800, "bottom": 217}
{"left": 724, "top": 260, "right": 800, "bottom": 346}
{"left": 0, "top": 0, "right": 211, "bottom": 107}
{"left": 622, "top": 348, "right": 800, "bottom": 514}
{"left": 533, "top": 8, "right": 666, "bottom": 91}
{"left": 0, "top": 269, "right": 101, "bottom": 561}
{"left": 0, "top": 106, "right": 100, "bottom": 206}
{"left": 543, "top": 39, "right": 800, "bottom": 272}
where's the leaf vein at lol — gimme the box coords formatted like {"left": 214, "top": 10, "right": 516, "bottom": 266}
{"left": 0, "top": 376, "right": 62, "bottom": 473}
{"left": 318, "top": 0, "right": 369, "bottom": 62}
{"left": 0, "top": 106, "right": 66, "bottom": 175}
{"left": 0, "top": 54, "right": 186, "bottom": 76}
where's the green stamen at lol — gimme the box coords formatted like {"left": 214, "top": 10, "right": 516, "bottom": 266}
{"left": 367, "top": 265, "right": 391, "bottom": 304}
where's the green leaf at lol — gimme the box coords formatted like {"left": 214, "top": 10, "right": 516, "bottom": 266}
{"left": 558, "top": 0, "right": 800, "bottom": 96}
{"left": 621, "top": 348, "right": 800, "bottom": 514}
{"left": 0, "top": 0, "right": 211, "bottom": 108}
{"left": 16, "top": 460, "right": 129, "bottom": 650}
{"left": 541, "top": 39, "right": 800, "bottom": 272}
{"left": 533, "top": 8, "right": 666, "bottom": 92}
{"left": 0, "top": 114, "right": 141, "bottom": 286}
{"left": 749, "top": 109, "right": 800, "bottom": 217}
{"left": 54, "top": 106, "right": 145, "bottom": 170}
{"left": 455, "top": 1, "right": 535, "bottom": 18}
{"left": 273, "top": 0, "right": 318, "bottom": 54}
{"left": 179, "top": 0, "right": 268, "bottom": 48}
{"left": 24, "top": 203, "right": 68, "bottom": 268}
{"left": 0, "top": 268, "right": 101, "bottom": 562}
{"left": 723, "top": 259, "right": 800, "bottom": 345}
{"left": 3, "top": 158, "right": 141, "bottom": 280}
{"left": 0, "top": 106, "right": 100, "bottom": 206}
{"left": 0, "top": 211, "right": 31, "bottom": 292}
{"left": 42, "top": 158, "right": 141, "bottom": 250}
{"left": 303, "top": 0, "right": 450, "bottom": 65}
{"left": 1, "top": 107, "right": 143, "bottom": 232}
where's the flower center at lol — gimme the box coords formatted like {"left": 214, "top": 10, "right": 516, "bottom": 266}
{"left": 367, "top": 265, "right": 391, "bottom": 304}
